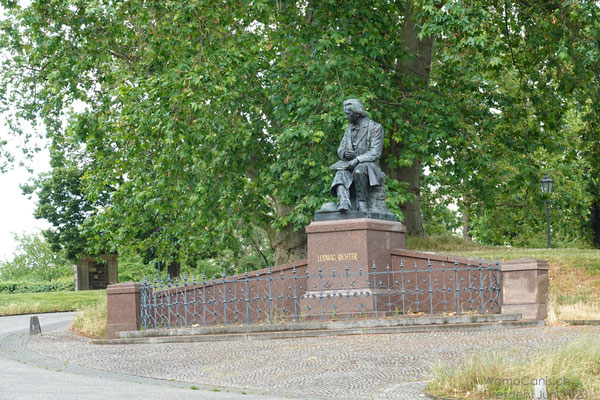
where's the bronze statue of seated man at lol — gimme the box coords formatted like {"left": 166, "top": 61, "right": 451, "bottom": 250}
{"left": 316, "top": 99, "right": 395, "bottom": 221}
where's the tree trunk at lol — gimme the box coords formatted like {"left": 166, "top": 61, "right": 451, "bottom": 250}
{"left": 270, "top": 204, "right": 307, "bottom": 266}
{"left": 387, "top": 3, "right": 433, "bottom": 236}
{"left": 167, "top": 261, "right": 181, "bottom": 279}
{"left": 592, "top": 199, "right": 600, "bottom": 248}
{"left": 383, "top": 141, "right": 426, "bottom": 235}
{"left": 462, "top": 194, "right": 472, "bottom": 240}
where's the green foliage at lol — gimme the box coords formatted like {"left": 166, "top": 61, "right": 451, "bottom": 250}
{"left": 1, "top": 0, "right": 600, "bottom": 269}
{"left": 0, "top": 232, "right": 73, "bottom": 282}
{"left": 117, "top": 253, "right": 157, "bottom": 282}
{"left": 0, "top": 277, "right": 73, "bottom": 294}
{"left": 414, "top": 2, "right": 600, "bottom": 246}
{"left": 420, "top": 176, "right": 461, "bottom": 236}
{"left": 22, "top": 144, "right": 107, "bottom": 262}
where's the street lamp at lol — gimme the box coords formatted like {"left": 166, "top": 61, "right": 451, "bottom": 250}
{"left": 540, "top": 173, "right": 554, "bottom": 249}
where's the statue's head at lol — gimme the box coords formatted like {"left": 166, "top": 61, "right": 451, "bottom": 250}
{"left": 343, "top": 99, "right": 367, "bottom": 124}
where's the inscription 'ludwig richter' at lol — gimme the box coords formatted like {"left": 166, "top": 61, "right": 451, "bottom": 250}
{"left": 317, "top": 252, "right": 358, "bottom": 262}
{"left": 315, "top": 99, "right": 397, "bottom": 222}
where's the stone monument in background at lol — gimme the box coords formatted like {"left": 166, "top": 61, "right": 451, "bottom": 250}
{"left": 75, "top": 254, "right": 118, "bottom": 290}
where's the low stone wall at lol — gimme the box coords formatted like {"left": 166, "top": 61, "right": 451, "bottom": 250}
{"left": 105, "top": 260, "right": 308, "bottom": 338}
{"left": 105, "top": 251, "right": 549, "bottom": 338}
{"left": 500, "top": 258, "right": 549, "bottom": 320}
{"left": 106, "top": 282, "right": 141, "bottom": 339}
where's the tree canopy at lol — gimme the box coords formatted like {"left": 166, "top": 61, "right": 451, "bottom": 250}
{"left": 1, "top": 1, "right": 599, "bottom": 269}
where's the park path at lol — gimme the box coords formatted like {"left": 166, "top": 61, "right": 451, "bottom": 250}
{"left": 26, "top": 318, "right": 600, "bottom": 399}
{"left": 0, "top": 313, "right": 288, "bottom": 400}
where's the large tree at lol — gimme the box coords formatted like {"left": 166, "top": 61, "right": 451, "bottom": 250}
{"left": 2, "top": 0, "right": 599, "bottom": 267}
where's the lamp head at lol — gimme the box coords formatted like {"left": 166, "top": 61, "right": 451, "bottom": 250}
{"left": 541, "top": 173, "right": 554, "bottom": 194}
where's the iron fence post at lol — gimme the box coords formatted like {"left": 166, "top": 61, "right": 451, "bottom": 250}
{"left": 428, "top": 259, "right": 433, "bottom": 315}
{"left": 268, "top": 266, "right": 273, "bottom": 324}
{"left": 183, "top": 273, "right": 188, "bottom": 328}
{"left": 493, "top": 259, "right": 500, "bottom": 311}
{"left": 332, "top": 267, "right": 337, "bottom": 318}
{"left": 479, "top": 258, "right": 485, "bottom": 313}
{"left": 256, "top": 270, "right": 262, "bottom": 322}
{"left": 414, "top": 261, "right": 420, "bottom": 314}
{"left": 386, "top": 264, "right": 392, "bottom": 314}
{"left": 319, "top": 265, "right": 324, "bottom": 321}
{"left": 222, "top": 271, "right": 227, "bottom": 325}
{"left": 280, "top": 269, "right": 285, "bottom": 320}
{"left": 166, "top": 275, "right": 172, "bottom": 328}
{"left": 233, "top": 272, "right": 238, "bottom": 323}
{"left": 441, "top": 261, "right": 447, "bottom": 313}
{"left": 292, "top": 265, "right": 299, "bottom": 322}
{"left": 359, "top": 265, "right": 365, "bottom": 316}
{"left": 201, "top": 272, "right": 207, "bottom": 327}
{"left": 454, "top": 259, "right": 460, "bottom": 315}
{"left": 467, "top": 260, "right": 473, "bottom": 311}
{"left": 244, "top": 268, "right": 250, "bottom": 324}
{"left": 192, "top": 275, "right": 197, "bottom": 326}
{"left": 345, "top": 263, "right": 350, "bottom": 320}
{"left": 400, "top": 259, "right": 405, "bottom": 315}
{"left": 305, "top": 266, "right": 310, "bottom": 319}
{"left": 372, "top": 261, "right": 378, "bottom": 319}
{"left": 152, "top": 276, "right": 159, "bottom": 328}
{"left": 212, "top": 275, "right": 217, "bottom": 323}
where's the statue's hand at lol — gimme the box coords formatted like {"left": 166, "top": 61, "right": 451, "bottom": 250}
{"left": 343, "top": 150, "right": 356, "bottom": 160}
{"left": 347, "top": 158, "right": 359, "bottom": 170}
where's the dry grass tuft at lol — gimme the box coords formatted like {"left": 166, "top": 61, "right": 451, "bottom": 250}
{"left": 71, "top": 296, "right": 107, "bottom": 338}
{"left": 555, "top": 301, "right": 600, "bottom": 321}
{"left": 427, "top": 338, "right": 600, "bottom": 399}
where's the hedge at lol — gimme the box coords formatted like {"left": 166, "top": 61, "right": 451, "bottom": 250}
{"left": 0, "top": 278, "right": 74, "bottom": 294}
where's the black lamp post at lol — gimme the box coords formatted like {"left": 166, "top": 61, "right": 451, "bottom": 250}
{"left": 540, "top": 173, "right": 554, "bottom": 249}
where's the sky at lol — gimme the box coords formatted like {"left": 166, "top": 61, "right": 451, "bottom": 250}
{"left": 0, "top": 5, "right": 50, "bottom": 262}
{"left": 0, "top": 130, "right": 50, "bottom": 261}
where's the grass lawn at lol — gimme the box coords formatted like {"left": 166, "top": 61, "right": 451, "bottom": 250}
{"left": 0, "top": 290, "right": 106, "bottom": 316}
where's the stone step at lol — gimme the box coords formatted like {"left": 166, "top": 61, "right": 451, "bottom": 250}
{"left": 93, "top": 315, "right": 543, "bottom": 345}
{"left": 118, "top": 313, "right": 522, "bottom": 339}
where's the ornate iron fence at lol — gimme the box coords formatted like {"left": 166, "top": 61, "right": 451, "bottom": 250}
{"left": 139, "top": 258, "right": 502, "bottom": 330}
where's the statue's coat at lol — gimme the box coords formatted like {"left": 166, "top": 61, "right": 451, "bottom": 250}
{"left": 330, "top": 117, "right": 384, "bottom": 196}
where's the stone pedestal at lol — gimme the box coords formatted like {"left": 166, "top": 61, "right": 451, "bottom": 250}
{"left": 303, "top": 218, "right": 406, "bottom": 317}
{"left": 106, "top": 282, "right": 141, "bottom": 339}
{"left": 500, "top": 258, "right": 549, "bottom": 320}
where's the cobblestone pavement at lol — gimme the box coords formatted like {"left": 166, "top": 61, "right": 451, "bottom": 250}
{"left": 0, "top": 314, "right": 288, "bottom": 400}
{"left": 29, "top": 325, "right": 600, "bottom": 399}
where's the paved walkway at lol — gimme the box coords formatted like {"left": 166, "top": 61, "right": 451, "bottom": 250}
{"left": 25, "top": 320, "right": 600, "bottom": 399}
{"left": 0, "top": 313, "right": 287, "bottom": 400}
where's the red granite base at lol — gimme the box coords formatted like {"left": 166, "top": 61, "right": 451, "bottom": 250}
{"left": 303, "top": 218, "right": 406, "bottom": 315}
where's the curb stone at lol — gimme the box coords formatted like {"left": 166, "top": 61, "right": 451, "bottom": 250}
{"left": 95, "top": 320, "right": 544, "bottom": 345}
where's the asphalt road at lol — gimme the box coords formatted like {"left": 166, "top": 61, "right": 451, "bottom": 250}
{"left": 0, "top": 313, "right": 290, "bottom": 400}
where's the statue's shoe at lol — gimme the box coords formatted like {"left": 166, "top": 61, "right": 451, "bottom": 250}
{"left": 337, "top": 200, "right": 351, "bottom": 212}
{"left": 315, "top": 202, "right": 339, "bottom": 214}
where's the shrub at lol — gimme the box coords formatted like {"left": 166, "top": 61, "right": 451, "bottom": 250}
{"left": 0, "top": 277, "right": 74, "bottom": 294}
